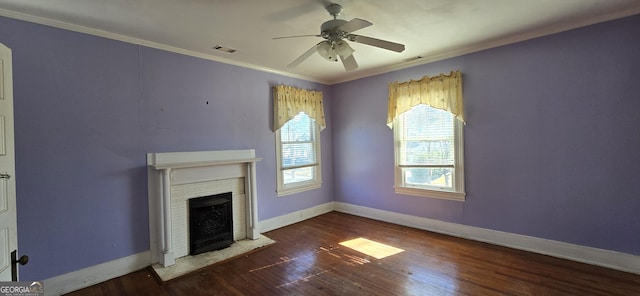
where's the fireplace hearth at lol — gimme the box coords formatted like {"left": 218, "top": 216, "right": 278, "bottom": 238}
{"left": 189, "top": 192, "right": 233, "bottom": 255}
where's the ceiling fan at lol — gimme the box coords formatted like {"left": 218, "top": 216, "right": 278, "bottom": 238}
{"left": 274, "top": 3, "right": 405, "bottom": 71}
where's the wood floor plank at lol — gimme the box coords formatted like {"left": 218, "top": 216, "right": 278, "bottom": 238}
{"left": 66, "top": 212, "right": 640, "bottom": 295}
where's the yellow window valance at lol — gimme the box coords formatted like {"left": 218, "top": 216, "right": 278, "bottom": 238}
{"left": 273, "top": 85, "right": 326, "bottom": 132}
{"left": 387, "top": 70, "right": 464, "bottom": 128}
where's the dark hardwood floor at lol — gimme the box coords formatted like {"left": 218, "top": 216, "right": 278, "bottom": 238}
{"left": 67, "top": 212, "right": 640, "bottom": 295}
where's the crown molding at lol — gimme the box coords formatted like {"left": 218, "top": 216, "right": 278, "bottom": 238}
{"left": 1, "top": 7, "right": 639, "bottom": 86}
{"left": 0, "top": 8, "right": 330, "bottom": 85}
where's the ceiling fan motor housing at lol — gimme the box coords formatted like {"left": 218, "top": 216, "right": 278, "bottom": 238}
{"left": 321, "top": 19, "right": 348, "bottom": 41}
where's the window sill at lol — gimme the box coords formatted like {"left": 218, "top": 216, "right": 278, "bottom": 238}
{"left": 395, "top": 186, "right": 465, "bottom": 201}
{"left": 277, "top": 182, "right": 322, "bottom": 197}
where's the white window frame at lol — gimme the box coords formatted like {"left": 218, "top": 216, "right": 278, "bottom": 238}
{"left": 276, "top": 113, "right": 322, "bottom": 196}
{"left": 393, "top": 105, "right": 465, "bottom": 201}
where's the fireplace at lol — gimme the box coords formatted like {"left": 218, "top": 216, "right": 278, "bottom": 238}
{"left": 147, "top": 149, "right": 262, "bottom": 267}
{"left": 189, "top": 192, "right": 233, "bottom": 255}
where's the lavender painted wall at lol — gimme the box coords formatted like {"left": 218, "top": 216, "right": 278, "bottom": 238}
{"left": 1, "top": 8, "right": 638, "bottom": 284}
{"left": 332, "top": 15, "right": 640, "bottom": 255}
{"left": 0, "top": 16, "right": 333, "bottom": 280}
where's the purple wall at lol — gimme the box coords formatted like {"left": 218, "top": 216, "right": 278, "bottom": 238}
{"left": 1, "top": 11, "right": 639, "bottom": 283}
{"left": 332, "top": 15, "right": 640, "bottom": 255}
{"left": 0, "top": 16, "right": 333, "bottom": 280}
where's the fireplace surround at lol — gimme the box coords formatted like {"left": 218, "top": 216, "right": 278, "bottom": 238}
{"left": 147, "top": 150, "right": 261, "bottom": 267}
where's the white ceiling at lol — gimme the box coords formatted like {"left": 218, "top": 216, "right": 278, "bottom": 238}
{"left": 0, "top": 0, "right": 639, "bottom": 84}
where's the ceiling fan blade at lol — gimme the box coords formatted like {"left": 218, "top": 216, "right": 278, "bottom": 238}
{"left": 348, "top": 34, "right": 405, "bottom": 52}
{"left": 338, "top": 18, "right": 372, "bottom": 33}
{"left": 273, "top": 34, "right": 321, "bottom": 40}
{"left": 340, "top": 54, "right": 358, "bottom": 71}
{"left": 287, "top": 42, "right": 323, "bottom": 68}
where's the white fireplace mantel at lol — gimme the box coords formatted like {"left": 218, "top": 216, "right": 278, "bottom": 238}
{"left": 147, "top": 150, "right": 261, "bottom": 267}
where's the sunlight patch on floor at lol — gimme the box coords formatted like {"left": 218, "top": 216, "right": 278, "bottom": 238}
{"left": 339, "top": 237, "right": 404, "bottom": 259}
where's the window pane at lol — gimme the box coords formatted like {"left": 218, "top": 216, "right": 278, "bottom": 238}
{"left": 403, "top": 140, "right": 454, "bottom": 165}
{"left": 278, "top": 112, "right": 321, "bottom": 191}
{"left": 281, "top": 113, "right": 313, "bottom": 142}
{"left": 403, "top": 167, "right": 454, "bottom": 189}
{"left": 400, "top": 105, "right": 454, "bottom": 166}
{"left": 282, "top": 143, "right": 315, "bottom": 167}
{"left": 283, "top": 167, "right": 314, "bottom": 184}
{"left": 281, "top": 112, "right": 317, "bottom": 169}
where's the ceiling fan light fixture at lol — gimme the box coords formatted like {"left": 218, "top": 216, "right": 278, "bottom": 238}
{"left": 335, "top": 40, "right": 354, "bottom": 57}
{"left": 317, "top": 41, "right": 338, "bottom": 61}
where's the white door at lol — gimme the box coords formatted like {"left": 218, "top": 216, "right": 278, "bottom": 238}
{"left": 0, "top": 42, "right": 19, "bottom": 281}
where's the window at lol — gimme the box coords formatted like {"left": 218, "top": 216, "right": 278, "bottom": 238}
{"left": 394, "top": 104, "right": 465, "bottom": 200}
{"left": 276, "top": 112, "right": 321, "bottom": 196}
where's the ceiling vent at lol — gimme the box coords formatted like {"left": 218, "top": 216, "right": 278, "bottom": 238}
{"left": 404, "top": 56, "right": 423, "bottom": 62}
{"left": 212, "top": 45, "right": 236, "bottom": 53}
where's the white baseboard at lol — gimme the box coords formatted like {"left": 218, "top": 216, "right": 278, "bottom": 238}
{"left": 39, "top": 201, "right": 640, "bottom": 295}
{"left": 334, "top": 202, "right": 640, "bottom": 275}
{"left": 40, "top": 202, "right": 334, "bottom": 295}
{"left": 43, "top": 251, "right": 151, "bottom": 296}
{"left": 259, "top": 201, "right": 335, "bottom": 233}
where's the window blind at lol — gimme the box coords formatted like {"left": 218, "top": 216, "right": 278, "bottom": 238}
{"left": 280, "top": 113, "right": 317, "bottom": 170}
{"left": 399, "top": 104, "right": 454, "bottom": 167}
